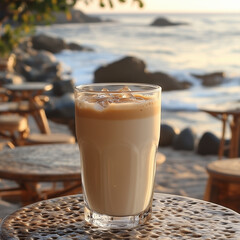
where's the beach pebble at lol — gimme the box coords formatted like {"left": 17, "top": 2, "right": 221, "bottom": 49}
{"left": 197, "top": 132, "right": 220, "bottom": 155}
{"left": 159, "top": 124, "right": 178, "bottom": 147}
{"left": 172, "top": 128, "right": 196, "bottom": 151}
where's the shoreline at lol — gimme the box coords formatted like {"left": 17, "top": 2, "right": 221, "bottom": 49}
{"left": 162, "top": 110, "right": 229, "bottom": 139}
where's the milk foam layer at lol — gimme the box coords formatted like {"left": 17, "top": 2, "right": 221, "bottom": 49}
{"left": 75, "top": 90, "right": 161, "bottom": 216}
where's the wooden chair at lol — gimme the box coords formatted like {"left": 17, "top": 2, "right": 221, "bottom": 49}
{"left": 0, "top": 113, "right": 75, "bottom": 147}
{"left": 0, "top": 89, "right": 29, "bottom": 146}
{"left": 0, "top": 90, "right": 75, "bottom": 145}
{"left": 204, "top": 159, "right": 240, "bottom": 213}
{"left": 0, "top": 114, "right": 29, "bottom": 146}
{"left": 0, "top": 96, "right": 51, "bottom": 134}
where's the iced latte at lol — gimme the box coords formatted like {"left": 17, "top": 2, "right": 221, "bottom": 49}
{"left": 75, "top": 83, "right": 161, "bottom": 229}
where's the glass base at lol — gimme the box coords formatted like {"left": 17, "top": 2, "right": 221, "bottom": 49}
{"left": 84, "top": 205, "right": 152, "bottom": 230}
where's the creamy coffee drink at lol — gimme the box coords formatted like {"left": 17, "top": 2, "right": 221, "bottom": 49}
{"left": 75, "top": 84, "right": 161, "bottom": 229}
{"left": 75, "top": 86, "right": 161, "bottom": 217}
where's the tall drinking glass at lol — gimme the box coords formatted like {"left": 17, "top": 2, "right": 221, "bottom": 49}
{"left": 74, "top": 83, "right": 161, "bottom": 229}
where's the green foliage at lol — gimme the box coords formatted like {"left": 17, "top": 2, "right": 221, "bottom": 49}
{"left": 81, "top": 0, "right": 144, "bottom": 8}
{"left": 100, "top": 0, "right": 144, "bottom": 8}
{"left": 0, "top": 0, "right": 77, "bottom": 57}
{"left": 0, "top": 0, "right": 144, "bottom": 58}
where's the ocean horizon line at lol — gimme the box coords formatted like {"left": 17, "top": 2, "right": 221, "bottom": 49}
{"left": 84, "top": 11, "right": 240, "bottom": 15}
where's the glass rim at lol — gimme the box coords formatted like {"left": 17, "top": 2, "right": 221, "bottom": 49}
{"left": 75, "top": 82, "right": 161, "bottom": 94}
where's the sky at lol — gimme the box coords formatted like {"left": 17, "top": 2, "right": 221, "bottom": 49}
{"left": 76, "top": 0, "right": 240, "bottom": 13}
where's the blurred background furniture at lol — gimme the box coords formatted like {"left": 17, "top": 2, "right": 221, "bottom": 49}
{"left": 204, "top": 158, "right": 240, "bottom": 213}
{"left": 0, "top": 144, "right": 81, "bottom": 205}
{"left": 200, "top": 101, "right": 240, "bottom": 159}
{"left": 0, "top": 140, "right": 15, "bottom": 150}
{"left": 0, "top": 83, "right": 75, "bottom": 146}
{"left": 3, "top": 82, "right": 53, "bottom": 134}
{"left": 0, "top": 88, "right": 9, "bottom": 102}
{"left": 1, "top": 193, "right": 240, "bottom": 239}
{"left": 0, "top": 114, "right": 75, "bottom": 146}
{"left": 0, "top": 114, "right": 29, "bottom": 146}
{"left": 24, "top": 133, "right": 75, "bottom": 145}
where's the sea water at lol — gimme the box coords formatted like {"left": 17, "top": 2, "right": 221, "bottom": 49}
{"left": 36, "top": 12, "right": 240, "bottom": 136}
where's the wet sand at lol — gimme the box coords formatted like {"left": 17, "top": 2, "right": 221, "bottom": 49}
{"left": 156, "top": 147, "right": 217, "bottom": 199}
{"left": 162, "top": 110, "right": 230, "bottom": 139}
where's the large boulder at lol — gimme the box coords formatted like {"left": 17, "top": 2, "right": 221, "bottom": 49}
{"left": 159, "top": 124, "right": 179, "bottom": 147}
{"left": 13, "top": 49, "right": 63, "bottom": 83}
{"left": 0, "top": 72, "right": 24, "bottom": 86}
{"left": 94, "top": 56, "right": 146, "bottom": 83}
{"left": 45, "top": 93, "right": 75, "bottom": 120}
{"left": 151, "top": 17, "right": 188, "bottom": 27}
{"left": 197, "top": 132, "right": 220, "bottom": 155}
{"left": 18, "top": 62, "right": 62, "bottom": 83}
{"left": 14, "top": 48, "right": 56, "bottom": 69}
{"left": 32, "top": 34, "right": 67, "bottom": 53}
{"left": 52, "top": 9, "right": 108, "bottom": 24}
{"left": 172, "top": 128, "right": 196, "bottom": 151}
{"left": 52, "top": 78, "right": 75, "bottom": 96}
{"left": 147, "top": 72, "right": 189, "bottom": 91}
{"left": 191, "top": 72, "right": 225, "bottom": 86}
{"left": 68, "top": 42, "right": 93, "bottom": 52}
{"left": 32, "top": 34, "right": 94, "bottom": 53}
{"left": 54, "top": 93, "right": 75, "bottom": 119}
{"left": 23, "top": 50, "right": 57, "bottom": 67}
{"left": 94, "top": 56, "right": 188, "bottom": 91}
{"left": 42, "top": 62, "right": 62, "bottom": 76}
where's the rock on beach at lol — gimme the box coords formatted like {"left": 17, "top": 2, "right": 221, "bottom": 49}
{"left": 192, "top": 72, "right": 225, "bottom": 86}
{"left": 32, "top": 34, "right": 94, "bottom": 54}
{"left": 94, "top": 56, "right": 189, "bottom": 91}
{"left": 197, "top": 132, "right": 220, "bottom": 155}
{"left": 159, "top": 124, "right": 179, "bottom": 147}
{"left": 172, "top": 127, "right": 197, "bottom": 151}
{"left": 52, "top": 9, "right": 111, "bottom": 24}
{"left": 150, "top": 17, "right": 188, "bottom": 27}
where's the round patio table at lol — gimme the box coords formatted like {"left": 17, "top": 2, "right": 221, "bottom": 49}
{"left": 0, "top": 144, "right": 81, "bottom": 205}
{"left": 0, "top": 193, "right": 239, "bottom": 239}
